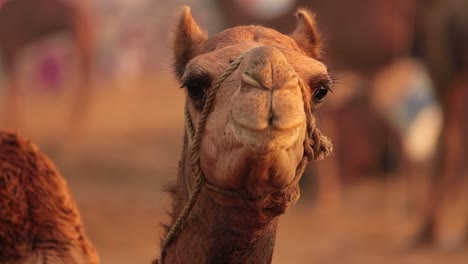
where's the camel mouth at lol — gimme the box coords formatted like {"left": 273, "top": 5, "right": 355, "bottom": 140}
{"left": 230, "top": 115, "right": 304, "bottom": 150}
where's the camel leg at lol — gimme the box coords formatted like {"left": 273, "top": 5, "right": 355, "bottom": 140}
{"left": 415, "top": 74, "right": 466, "bottom": 245}
{"left": 66, "top": 11, "right": 93, "bottom": 140}
{"left": 459, "top": 75, "right": 468, "bottom": 243}
{"left": 66, "top": 46, "right": 92, "bottom": 139}
{"left": 315, "top": 158, "right": 341, "bottom": 213}
{"left": 315, "top": 112, "right": 341, "bottom": 212}
{"left": 3, "top": 59, "right": 21, "bottom": 131}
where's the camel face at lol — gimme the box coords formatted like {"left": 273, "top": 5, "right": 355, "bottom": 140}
{"left": 231, "top": 46, "right": 307, "bottom": 150}
{"left": 173, "top": 7, "right": 331, "bottom": 194}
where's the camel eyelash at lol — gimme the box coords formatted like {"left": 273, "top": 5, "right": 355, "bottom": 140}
{"left": 308, "top": 75, "right": 333, "bottom": 93}
{"left": 307, "top": 73, "right": 334, "bottom": 103}
{"left": 180, "top": 69, "right": 212, "bottom": 87}
{"left": 181, "top": 73, "right": 212, "bottom": 101}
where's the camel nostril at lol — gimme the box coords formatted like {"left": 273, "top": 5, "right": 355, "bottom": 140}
{"left": 241, "top": 71, "right": 298, "bottom": 91}
{"left": 242, "top": 71, "right": 267, "bottom": 90}
{"left": 268, "top": 111, "right": 275, "bottom": 125}
{"left": 240, "top": 46, "right": 299, "bottom": 91}
{"left": 282, "top": 75, "right": 299, "bottom": 89}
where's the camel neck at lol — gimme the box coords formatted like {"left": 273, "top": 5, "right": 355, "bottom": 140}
{"left": 163, "top": 134, "right": 280, "bottom": 263}
{"left": 165, "top": 191, "right": 279, "bottom": 263}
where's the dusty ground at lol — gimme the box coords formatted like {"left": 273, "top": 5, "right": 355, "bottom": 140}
{"left": 1, "top": 75, "right": 468, "bottom": 264}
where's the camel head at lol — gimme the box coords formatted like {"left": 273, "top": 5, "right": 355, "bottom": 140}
{"left": 172, "top": 6, "right": 332, "bottom": 202}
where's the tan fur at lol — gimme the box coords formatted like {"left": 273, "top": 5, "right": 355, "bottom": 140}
{"left": 0, "top": 131, "right": 98, "bottom": 264}
{"left": 158, "top": 6, "right": 331, "bottom": 263}
{"left": 290, "top": 9, "right": 322, "bottom": 59}
{"left": 171, "top": 6, "right": 209, "bottom": 79}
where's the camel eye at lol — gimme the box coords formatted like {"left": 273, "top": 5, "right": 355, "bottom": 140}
{"left": 183, "top": 74, "right": 211, "bottom": 99}
{"left": 313, "top": 85, "right": 329, "bottom": 102}
{"left": 186, "top": 80, "right": 205, "bottom": 98}
{"left": 309, "top": 74, "right": 333, "bottom": 103}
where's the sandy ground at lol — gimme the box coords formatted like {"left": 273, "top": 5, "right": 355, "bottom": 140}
{"left": 1, "top": 75, "right": 468, "bottom": 264}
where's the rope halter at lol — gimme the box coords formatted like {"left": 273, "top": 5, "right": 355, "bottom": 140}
{"left": 159, "top": 47, "right": 332, "bottom": 264}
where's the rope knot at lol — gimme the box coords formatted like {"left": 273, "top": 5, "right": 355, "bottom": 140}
{"left": 310, "top": 127, "right": 333, "bottom": 161}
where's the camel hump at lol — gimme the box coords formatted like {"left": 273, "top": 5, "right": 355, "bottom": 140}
{"left": 0, "top": 131, "right": 32, "bottom": 263}
{"left": 0, "top": 130, "right": 99, "bottom": 264}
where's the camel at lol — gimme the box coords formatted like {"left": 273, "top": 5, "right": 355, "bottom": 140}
{"left": 155, "top": 6, "right": 332, "bottom": 263}
{"left": 413, "top": 0, "right": 468, "bottom": 245}
{"left": 0, "top": 130, "right": 98, "bottom": 263}
{"left": 0, "top": 0, "right": 94, "bottom": 135}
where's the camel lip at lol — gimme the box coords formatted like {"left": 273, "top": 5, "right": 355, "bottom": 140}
{"left": 229, "top": 114, "right": 303, "bottom": 149}
{"left": 230, "top": 115, "right": 303, "bottom": 134}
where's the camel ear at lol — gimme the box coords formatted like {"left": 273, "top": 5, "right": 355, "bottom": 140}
{"left": 290, "top": 9, "right": 322, "bottom": 59}
{"left": 172, "top": 6, "right": 208, "bottom": 80}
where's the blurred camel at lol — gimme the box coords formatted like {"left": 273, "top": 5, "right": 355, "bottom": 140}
{"left": 413, "top": 0, "right": 468, "bottom": 246}
{"left": 0, "top": 0, "right": 94, "bottom": 136}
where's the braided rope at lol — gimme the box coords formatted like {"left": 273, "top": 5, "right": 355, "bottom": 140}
{"left": 299, "top": 77, "right": 315, "bottom": 160}
{"left": 159, "top": 50, "right": 251, "bottom": 264}
{"left": 184, "top": 105, "right": 195, "bottom": 143}
{"left": 159, "top": 47, "right": 333, "bottom": 263}
{"left": 298, "top": 77, "right": 333, "bottom": 161}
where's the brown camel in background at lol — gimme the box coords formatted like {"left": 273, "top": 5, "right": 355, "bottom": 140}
{"left": 0, "top": 130, "right": 98, "bottom": 263}
{"left": 0, "top": 0, "right": 94, "bottom": 136}
{"left": 414, "top": 0, "right": 468, "bottom": 246}
{"left": 155, "top": 6, "right": 332, "bottom": 263}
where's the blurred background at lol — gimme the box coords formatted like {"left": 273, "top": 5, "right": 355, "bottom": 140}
{"left": 0, "top": 0, "right": 467, "bottom": 263}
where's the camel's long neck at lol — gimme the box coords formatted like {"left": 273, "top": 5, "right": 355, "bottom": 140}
{"left": 163, "top": 134, "right": 279, "bottom": 264}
